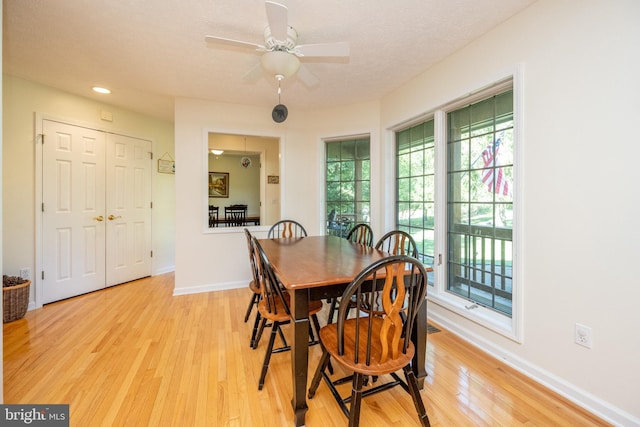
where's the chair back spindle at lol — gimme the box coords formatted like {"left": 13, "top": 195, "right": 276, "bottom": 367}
{"left": 252, "top": 236, "right": 290, "bottom": 317}
{"left": 336, "top": 256, "right": 426, "bottom": 365}
{"left": 268, "top": 220, "right": 307, "bottom": 238}
{"left": 375, "top": 230, "right": 418, "bottom": 258}
{"left": 243, "top": 229, "right": 264, "bottom": 346}
{"left": 244, "top": 228, "right": 260, "bottom": 289}
{"left": 346, "top": 223, "right": 374, "bottom": 247}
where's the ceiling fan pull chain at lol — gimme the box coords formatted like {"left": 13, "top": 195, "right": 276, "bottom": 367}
{"left": 272, "top": 74, "right": 288, "bottom": 123}
{"left": 278, "top": 78, "right": 282, "bottom": 104}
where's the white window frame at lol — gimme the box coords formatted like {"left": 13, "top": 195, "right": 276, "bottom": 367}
{"left": 323, "top": 135, "right": 372, "bottom": 236}
{"left": 392, "top": 72, "right": 523, "bottom": 342}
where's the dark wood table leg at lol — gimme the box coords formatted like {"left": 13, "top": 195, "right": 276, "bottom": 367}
{"left": 411, "top": 299, "right": 428, "bottom": 388}
{"left": 290, "top": 288, "right": 310, "bottom": 426}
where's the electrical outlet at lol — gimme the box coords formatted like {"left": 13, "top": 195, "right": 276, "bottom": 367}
{"left": 575, "top": 323, "right": 592, "bottom": 349}
{"left": 19, "top": 268, "right": 31, "bottom": 281}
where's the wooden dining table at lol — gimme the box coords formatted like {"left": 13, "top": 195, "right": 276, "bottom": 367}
{"left": 257, "top": 235, "right": 429, "bottom": 427}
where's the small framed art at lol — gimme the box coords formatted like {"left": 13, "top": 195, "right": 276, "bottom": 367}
{"left": 209, "top": 172, "right": 229, "bottom": 197}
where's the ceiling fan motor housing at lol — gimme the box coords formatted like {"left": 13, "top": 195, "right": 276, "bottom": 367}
{"left": 264, "top": 26, "right": 298, "bottom": 51}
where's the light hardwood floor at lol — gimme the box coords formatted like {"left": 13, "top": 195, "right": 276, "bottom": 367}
{"left": 4, "top": 273, "right": 609, "bottom": 426}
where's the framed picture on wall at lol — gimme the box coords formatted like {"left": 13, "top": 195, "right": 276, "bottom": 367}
{"left": 158, "top": 159, "right": 175, "bottom": 174}
{"left": 209, "top": 172, "right": 229, "bottom": 198}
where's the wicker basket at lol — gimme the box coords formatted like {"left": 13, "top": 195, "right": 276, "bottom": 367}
{"left": 3, "top": 280, "right": 30, "bottom": 323}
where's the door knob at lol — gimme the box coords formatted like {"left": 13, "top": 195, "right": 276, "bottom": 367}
{"left": 108, "top": 215, "right": 122, "bottom": 221}
{"left": 94, "top": 215, "right": 104, "bottom": 222}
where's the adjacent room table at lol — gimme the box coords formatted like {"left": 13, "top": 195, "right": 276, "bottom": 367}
{"left": 258, "top": 235, "right": 429, "bottom": 426}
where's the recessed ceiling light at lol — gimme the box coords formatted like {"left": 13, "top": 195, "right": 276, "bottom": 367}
{"left": 211, "top": 149, "right": 224, "bottom": 155}
{"left": 92, "top": 86, "right": 111, "bottom": 94}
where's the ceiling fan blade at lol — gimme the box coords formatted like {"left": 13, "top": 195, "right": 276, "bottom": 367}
{"left": 205, "top": 35, "right": 265, "bottom": 51}
{"left": 265, "top": 1, "right": 289, "bottom": 42}
{"left": 296, "top": 64, "right": 320, "bottom": 88}
{"left": 293, "top": 42, "right": 350, "bottom": 58}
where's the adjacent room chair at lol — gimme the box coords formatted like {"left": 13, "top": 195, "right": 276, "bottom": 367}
{"left": 308, "top": 255, "right": 431, "bottom": 427}
{"left": 251, "top": 236, "right": 323, "bottom": 390}
{"left": 346, "top": 223, "right": 374, "bottom": 246}
{"left": 209, "top": 205, "right": 219, "bottom": 227}
{"left": 225, "top": 204, "right": 247, "bottom": 227}
{"left": 268, "top": 219, "right": 308, "bottom": 238}
{"left": 375, "top": 229, "right": 419, "bottom": 258}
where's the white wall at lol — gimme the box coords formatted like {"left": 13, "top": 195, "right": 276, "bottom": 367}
{"left": 173, "top": 98, "right": 380, "bottom": 294}
{"left": 174, "top": 0, "right": 639, "bottom": 425}
{"left": 2, "top": 76, "right": 176, "bottom": 305}
{"left": 385, "top": 0, "right": 639, "bottom": 425}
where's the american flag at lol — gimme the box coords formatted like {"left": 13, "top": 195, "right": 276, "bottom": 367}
{"left": 480, "top": 137, "right": 511, "bottom": 196}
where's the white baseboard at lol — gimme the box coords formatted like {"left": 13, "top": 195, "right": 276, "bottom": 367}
{"left": 153, "top": 265, "right": 175, "bottom": 276}
{"left": 428, "top": 312, "right": 639, "bottom": 427}
{"left": 172, "top": 280, "right": 245, "bottom": 296}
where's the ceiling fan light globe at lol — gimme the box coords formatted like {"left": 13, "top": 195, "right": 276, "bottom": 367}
{"left": 261, "top": 51, "right": 300, "bottom": 79}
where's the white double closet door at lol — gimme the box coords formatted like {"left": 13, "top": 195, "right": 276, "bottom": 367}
{"left": 42, "top": 120, "right": 152, "bottom": 304}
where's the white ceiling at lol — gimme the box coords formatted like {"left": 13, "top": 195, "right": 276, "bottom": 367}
{"left": 3, "top": 0, "right": 536, "bottom": 121}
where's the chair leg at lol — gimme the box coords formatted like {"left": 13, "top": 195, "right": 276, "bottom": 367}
{"left": 308, "top": 349, "right": 331, "bottom": 398}
{"left": 249, "top": 310, "right": 262, "bottom": 348}
{"left": 243, "top": 293, "right": 259, "bottom": 323}
{"left": 309, "top": 314, "right": 322, "bottom": 345}
{"left": 327, "top": 297, "right": 338, "bottom": 324}
{"left": 258, "top": 321, "right": 279, "bottom": 390}
{"left": 253, "top": 316, "right": 268, "bottom": 350}
{"left": 348, "top": 372, "right": 365, "bottom": 427}
{"left": 310, "top": 311, "right": 332, "bottom": 373}
{"left": 403, "top": 366, "right": 431, "bottom": 427}
{"left": 308, "top": 321, "right": 316, "bottom": 343}
{"left": 277, "top": 323, "right": 288, "bottom": 347}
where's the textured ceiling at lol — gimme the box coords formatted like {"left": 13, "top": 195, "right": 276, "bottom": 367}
{"left": 3, "top": 0, "right": 536, "bottom": 121}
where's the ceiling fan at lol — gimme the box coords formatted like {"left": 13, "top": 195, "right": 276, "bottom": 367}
{"left": 205, "top": 1, "right": 350, "bottom": 87}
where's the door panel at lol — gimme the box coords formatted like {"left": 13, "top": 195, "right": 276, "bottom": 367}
{"left": 42, "top": 120, "right": 106, "bottom": 303}
{"left": 42, "top": 120, "right": 152, "bottom": 303}
{"left": 105, "top": 133, "right": 152, "bottom": 286}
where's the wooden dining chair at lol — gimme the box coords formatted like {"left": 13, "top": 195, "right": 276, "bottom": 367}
{"left": 372, "top": 229, "right": 419, "bottom": 325}
{"left": 267, "top": 219, "right": 307, "bottom": 238}
{"left": 326, "top": 223, "right": 375, "bottom": 324}
{"left": 308, "top": 255, "right": 431, "bottom": 427}
{"left": 346, "top": 223, "right": 374, "bottom": 246}
{"left": 375, "top": 229, "right": 418, "bottom": 258}
{"left": 251, "top": 236, "right": 323, "bottom": 390}
{"left": 243, "top": 228, "right": 263, "bottom": 348}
